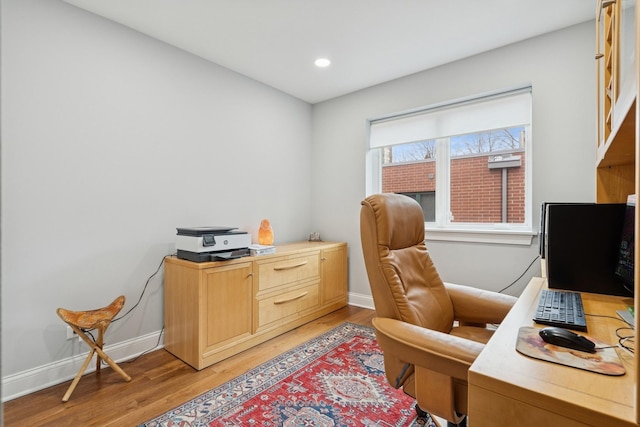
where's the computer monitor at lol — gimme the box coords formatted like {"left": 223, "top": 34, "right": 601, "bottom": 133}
{"left": 544, "top": 202, "right": 632, "bottom": 297}
{"left": 614, "top": 196, "right": 635, "bottom": 295}
{"left": 539, "top": 202, "right": 583, "bottom": 259}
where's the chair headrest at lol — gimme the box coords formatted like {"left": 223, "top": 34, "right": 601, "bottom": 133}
{"left": 361, "top": 193, "right": 425, "bottom": 250}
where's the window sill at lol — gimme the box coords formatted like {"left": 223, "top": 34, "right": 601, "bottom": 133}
{"left": 424, "top": 226, "right": 536, "bottom": 245}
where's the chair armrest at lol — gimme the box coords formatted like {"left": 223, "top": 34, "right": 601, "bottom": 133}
{"left": 372, "top": 317, "right": 484, "bottom": 381}
{"left": 444, "top": 282, "right": 517, "bottom": 324}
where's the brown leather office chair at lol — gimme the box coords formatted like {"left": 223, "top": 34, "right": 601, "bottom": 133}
{"left": 360, "top": 193, "right": 516, "bottom": 427}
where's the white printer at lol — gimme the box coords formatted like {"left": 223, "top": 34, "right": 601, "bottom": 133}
{"left": 175, "top": 226, "right": 251, "bottom": 262}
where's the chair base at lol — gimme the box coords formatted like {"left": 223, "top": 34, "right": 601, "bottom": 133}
{"left": 414, "top": 404, "right": 430, "bottom": 425}
{"left": 415, "top": 404, "right": 467, "bottom": 427}
{"left": 416, "top": 403, "right": 430, "bottom": 426}
{"left": 447, "top": 418, "right": 467, "bottom": 427}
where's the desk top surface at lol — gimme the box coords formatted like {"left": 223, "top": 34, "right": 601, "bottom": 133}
{"left": 469, "top": 277, "right": 636, "bottom": 426}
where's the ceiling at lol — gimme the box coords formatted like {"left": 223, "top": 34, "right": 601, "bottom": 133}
{"left": 63, "top": 0, "right": 597, "bottom": 104}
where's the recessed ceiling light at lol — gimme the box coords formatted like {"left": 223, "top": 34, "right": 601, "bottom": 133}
{"left": 314, "top": 58, "right": 331, "bottom": 68}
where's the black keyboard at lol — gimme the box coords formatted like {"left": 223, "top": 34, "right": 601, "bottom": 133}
{"left": 533, "top": 289, "right": 587, "bottom": 332}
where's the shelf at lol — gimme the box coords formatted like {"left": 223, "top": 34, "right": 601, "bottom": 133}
{"left": 598, "top": 98, "right": 636, "bottom": 168}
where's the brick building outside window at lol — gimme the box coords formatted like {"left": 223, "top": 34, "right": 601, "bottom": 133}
{"left": 382, "top": 148, "right": 525, "bottom": 224}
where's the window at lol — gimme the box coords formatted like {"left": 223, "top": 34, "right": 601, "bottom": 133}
{"left": 399, "top": 191, "right": 436, "bottom": 222}
{"left": 367, "top": 87, "right": 533, "bottom": 244}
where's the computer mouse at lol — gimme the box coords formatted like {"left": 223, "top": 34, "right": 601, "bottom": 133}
{"left": 539, "top": 327, "right": 596, "bottom": 353}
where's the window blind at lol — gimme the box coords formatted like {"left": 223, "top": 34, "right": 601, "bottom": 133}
{"left": 369, "top": 87, "right": 532, "bottom": 149}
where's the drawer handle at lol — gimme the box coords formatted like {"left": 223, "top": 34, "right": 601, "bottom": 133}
{"left": 274, "top": 291, "right": 308, "bottom": 304}
{"left": 273, "top": 261, "right": 308, "bottom": 271}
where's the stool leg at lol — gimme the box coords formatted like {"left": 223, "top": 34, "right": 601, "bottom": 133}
{"left": 62, "top": 348, "right": 96, "bottom": 402}
{"left": 93, "top": 324, "right": 130, "bottom": 382}
{"left": 96, "top": 327, "right": 104, "bottom": 374}
{"left": 67, "top": 324, "right": 131, "bottom": 384}
{"left": 69, "top": 324, "right": 131, "bottom": 381}
{"left": 93, "top": 345, "right": 131, "bottom": 382}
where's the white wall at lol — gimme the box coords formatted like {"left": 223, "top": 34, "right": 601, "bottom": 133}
{"left": 2, "top": 0, "right": 598, "bottom": 400}
{"left": 311, "top": 22, "right": 596, "bottom": 303}
{"left": 1, "top": 0, "right": 312, "bottom": 396}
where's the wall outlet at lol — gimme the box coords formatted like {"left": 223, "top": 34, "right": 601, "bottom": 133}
{"left": 66, "top": 326, "right": 78, "bottom": 341}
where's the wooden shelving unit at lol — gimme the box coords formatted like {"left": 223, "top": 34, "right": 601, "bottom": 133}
{"left": 595, "top": 0, "right": 639, "bottom": 422}
{"left": 596, "top": 0, "right": 637, "bottom": 204}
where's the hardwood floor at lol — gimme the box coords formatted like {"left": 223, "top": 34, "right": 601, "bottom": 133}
{"left": 3, "top": 306, "right": 376, "bottom": 426}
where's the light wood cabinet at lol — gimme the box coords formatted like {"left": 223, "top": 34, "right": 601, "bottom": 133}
{"left": 164, "top": 241, "right": 348, "bottom": 370}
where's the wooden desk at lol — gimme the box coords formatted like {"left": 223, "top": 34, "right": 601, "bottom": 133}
{"left": 468, "top": 277, "right": 636, "bottom": 426}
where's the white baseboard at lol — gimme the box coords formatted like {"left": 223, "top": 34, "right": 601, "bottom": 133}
{"left": 347, "top": 292, "right": 374, "bottom": 310}
{"left": 1, "top": 330, "right": 164, "bottom": 402}
{"left": 3, "top": 297, "right": 374, "bottom": 402}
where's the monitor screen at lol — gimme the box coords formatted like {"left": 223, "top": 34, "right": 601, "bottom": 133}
{"left": 615, "top": 196, "right": 635, "bottom": 295}
{"left": 545, "top": 202, "right": 631, "bottom": 296}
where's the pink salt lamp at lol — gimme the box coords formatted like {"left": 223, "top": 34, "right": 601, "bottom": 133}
{"left": 258, "top": 219, "right": 274, "bottom": 245}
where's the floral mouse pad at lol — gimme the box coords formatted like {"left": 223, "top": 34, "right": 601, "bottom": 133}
{"left": 516, "top": 326, "right": 625, "bottom": 376}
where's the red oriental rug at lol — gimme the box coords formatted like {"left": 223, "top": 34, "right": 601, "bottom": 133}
{"left": 140, "top": 322, "right": 437, "bottom": 427}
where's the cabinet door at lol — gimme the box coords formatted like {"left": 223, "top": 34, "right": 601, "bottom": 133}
{"left": 203, "top": 262, "right": 253, "bottom": 349}
{"left": 321, "top": 245, "right": 348, "bottom": 305}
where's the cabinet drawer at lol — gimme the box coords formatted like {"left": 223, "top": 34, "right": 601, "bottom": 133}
{"left": 257, "top": 253, "right": 319, "bottom": 291}
{"left": 257, "top": 282, "right": 320, "bottom": 329}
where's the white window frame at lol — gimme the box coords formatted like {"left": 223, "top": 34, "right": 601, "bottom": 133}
{"left": 366, "top": 86, "right": 534, "bottom": 245}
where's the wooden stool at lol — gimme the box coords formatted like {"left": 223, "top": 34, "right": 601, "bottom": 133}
{"left": 56, "top": 295, "right": 131, "bottom": 402}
